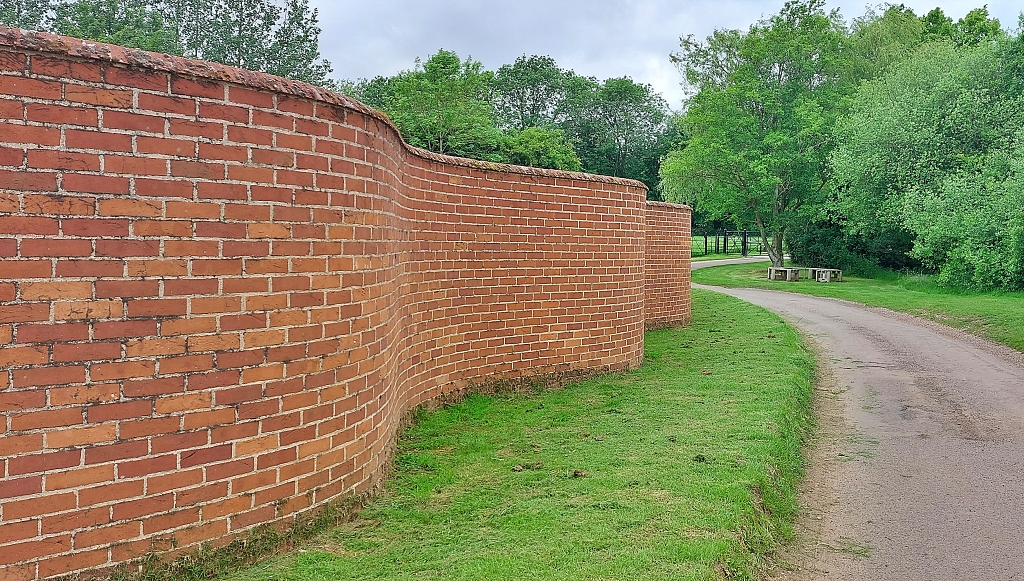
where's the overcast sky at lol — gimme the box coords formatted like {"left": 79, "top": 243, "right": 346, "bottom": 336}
{"left": 309, "top": 0, "right": 1022, "bottom": 109}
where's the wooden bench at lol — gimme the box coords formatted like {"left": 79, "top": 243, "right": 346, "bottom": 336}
{"left": 768, "top": 267, "right": 801, "bottom": 282}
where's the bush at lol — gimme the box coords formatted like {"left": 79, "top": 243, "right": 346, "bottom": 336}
{"left": 787, "top": 220, "right": 917, "bottom": 275}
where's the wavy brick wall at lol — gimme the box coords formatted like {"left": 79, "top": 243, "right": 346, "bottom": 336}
{"left": 644, "top": 201, "right": 692, "bottom": 330}
{"left": 0, "top": 28, "right": 690, "bottom": 580}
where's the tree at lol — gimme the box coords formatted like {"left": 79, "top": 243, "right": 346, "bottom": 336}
{"left": 500, "top": 126, "right": 581, "bottom": 171}
{"left": 266, "top": 0, "right": 332, "bottom": 86}
{"left": 54, "top": 0, "right": 176, "bottom": 53}
{"left": 845, "top": 4, "right": 924, "bottom": 83}
{"left": 0, "top": 0, "right": 53, "bottom": 31}
{"left": 491, "top": 55, "right": 573, "bottom": 132}
{"left": 831, "top": 39, "right": 1024, "bottom": 290}
{"left": 356, "top": 50, "right": 504, "bottom": 160}
{"left": 662, "top": 0, "right": 847, "bottom": 267}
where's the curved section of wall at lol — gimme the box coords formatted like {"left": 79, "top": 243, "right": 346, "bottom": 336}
{"left": 645, "top": 201, "right": 692, "bottom": 330}
{"left": 0, "top": 27, "right": 687, "bottom": 579}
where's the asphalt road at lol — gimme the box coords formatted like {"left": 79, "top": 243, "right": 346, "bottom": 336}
{"left": 694, "top": 284, "right": 1024, "bottom": 580}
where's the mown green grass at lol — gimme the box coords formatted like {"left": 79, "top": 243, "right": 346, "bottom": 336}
{"left": 691, "top": 253, "right": 767, "bottom": 262}
{"left": 224, "top": 290, "right": 814, "bottom": 581}
{"left": 693, "top": 262, "right": 1024, "bottom": 352}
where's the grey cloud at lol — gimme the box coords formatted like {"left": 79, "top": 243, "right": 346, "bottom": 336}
{"left": 310, "top": 0, "right": 1023, "bottom": 108}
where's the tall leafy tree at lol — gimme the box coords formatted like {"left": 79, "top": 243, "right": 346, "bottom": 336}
{"left": 356, "top": 50, "right": 504, "bottom": 160}
{"left": 0, "top": 0, "right": 53, "bottom": 30}
{"left": 266, "top": 0, "right": 332, "bottom": 86}
{"left": 662, "top": 0, "right": 847, "bottom": 266}
{"left": 54, "top": 0, "right": 176, "bottom": 53}
{"left": 492, "top": 55, "right": 574, "bottom": 131}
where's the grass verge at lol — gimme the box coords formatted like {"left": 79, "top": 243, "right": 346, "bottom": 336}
{"left": 693, "top": 262, "right": 1024, "bottom": 352}
{"left": 224, "top": 289, "right": 815, "bottom": 581}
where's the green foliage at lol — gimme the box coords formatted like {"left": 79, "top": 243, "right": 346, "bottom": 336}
{"left": 0, "top": 0, "right": 53, "bottom": 30}
{"left": 225, "top": 290, "right": 815, "bottom": 581}
{"left": 831, "top": 38, "right": 1024, "bottom": 290}
{"left": 355, "top": 50, "right": 504, "bottom": 161}
{"left": 500, "top": 126, "right": 582, "bottom": 171}
{"left": 54, "top": 0, "right": 176, "bottom": 53}
{"left": 491, "top": 55, "right": 575, "bottom": 132}
{"left": 2, "top": 0, "right": 333, "bottom": 86}
{"left": 663, "top": 0, "right": 847, "bottom": 266}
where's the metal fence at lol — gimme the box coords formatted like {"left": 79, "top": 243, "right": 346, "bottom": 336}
{"left": 692, "top": 230, "right": 768, "bottom": 257}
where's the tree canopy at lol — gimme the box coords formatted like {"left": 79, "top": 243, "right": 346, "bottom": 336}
{"left": 0, "top": 0, "right": 334, "bottom": 86}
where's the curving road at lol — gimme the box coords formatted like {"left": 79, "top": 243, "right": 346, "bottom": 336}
{"left": 693, "top": 283, "right": 1024, "bottom": 580}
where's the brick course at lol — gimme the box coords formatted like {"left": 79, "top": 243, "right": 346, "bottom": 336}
{"left": 0, "top": 27, "right": 690, "bottom": 579}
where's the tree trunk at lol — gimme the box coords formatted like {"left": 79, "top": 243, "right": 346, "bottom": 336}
{"left": 768, "top": 229, "right": 785, "bottom": 267}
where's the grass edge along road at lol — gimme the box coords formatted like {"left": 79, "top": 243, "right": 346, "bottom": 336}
{"left": 224, "top": 289, "right": 815, "bottom": 581}
{"left": 693, "top": 262, "right": 1024, "bottom": 353}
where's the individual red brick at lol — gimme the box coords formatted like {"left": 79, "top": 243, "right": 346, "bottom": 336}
{"left": 66, "top": 128, "right": 132, "bottom": 152}
{"left": 65, "top": 84, "right": 134, "bottom": 108}
{"left": 123, "top": 376, "right": 184, "bottom": 397}
{"left": 0, "top": 51, "right": 26, "bottom": 72}
{"left": 0, "top": 145, "right": 22, "bottom": 166}
{"left": 0, "top": 216, "right": 59, "bottom": 235}
{"left": 8, "top": 449, "right": 81, "bottom": 475}
{"left": 0, "top": 520, "right": 39, "bottom": 546}
{"left": 13, "top": 366, "right": 86, "bottom": 388}
{"left": 45, "top": 465, "right": 114, "bottom": 490}
{"left": 199, "top": 102, "right": 249, "bottom": 124}
{"left": 26, "top": 103, "right": 98, "bottom": 126}
{"left": 126, "top": 298, "right": 187, "bottom": 317}
{"left": 142, "top": 507, "right": 200, "bottom": 535}
{"left": 73, "top": 521, "right": 141, "bottom": 549}
{"left": 91, "top": 360, "right": 155, "bottom": 381}
{"left": 1, "top": 123, "right": 60, "bottom": 146}
{"left": 227, "top": 125, "right": 272, "bottom": 145}
{"left": 53, "top": 342, "right": 121, "bottom": 362}
{"left": 26, "top": 149, "right": 100, "bottom": 171}
{"left": 97, "top": 198, "right": 162, "bottom": 217}
{"left": 85, "top": 440, "right": 148, "bottom": 465}
{"left": 0, "top": 345, "right": 48, "bottom": 367}
{"left": 22, "top": 238, "right": 91, "bottom": 257}
{"left": 0, "top": 476, "right": 42, "bottom": 499}
{"left": 0, "top": 97, "right": 22, "bottom": 119}
{"left": 104, "top": 110, "right": 164, "bottom": 133}
{"left": 134, "top": 178, "right": 194, "bottom": 198}
{"left": 61, "top": 218, "right": 129, "bottom": 237}
{"left": 20, "top": 281, "right": 92, "bottom": 300}
{"left": 94, "top": 320, "right": 157, "bottom": 339}
{"left": 197, "top": 182, "right": 247, "bottom": 200}
{"left": 0, "top": 75, "right": 61, "bottom": 99}
{"left": 78, "top": 480, "right": 144, "bottom": 507}
{"left": 18, "top": 323, "right": 89, "bottom": 343}
{"left": 105, "top": 66, "right": 167, "bottom": 91}
{"left": 56, "top": 260, "right": 124, "bottom": 277}
{"left": 171, "top": 77, "right": 224, "bottom": 99}
{"left": 24, "top": 192, "right": 96, "bottom": 216}
{"left": 180, "top": 444, "right": 231, "bottom": 468}
{"left": 96, "top": 280, "right": 158, "bottom": 298}
{"left": 171, "top": 160, "right": 225, "bottom": 179}
{"left": 138, "top": 92, "right": 196, "bottom": 116}
{"left": 0, "top": 169, "right": 57, "bottom": 191}
{"left": 87, "top": 400, "right": 153, "bottom": 423}
{"left": 169, "top": 117, "right": 223, "bottom": 139}
{"left": 63, "top": 173, "right": 130, "bottom": 195}
{"left": 118, "top": 454, "right": 176, "bottom": 479}
{"left": 112, "top": 493, "right": 173, "bottom": 521}
{"left": 11, "top": 408, "right": 84, "bottom": 431}
{"left": 0, "top": 434, "right": 43, "bottom": 456}
{"left": 103, "top": 155, "right": 168, "bottom": 176}
{"left": 96, "top": 239, "right": 160, "bottom": 257}
{"left": 0, "top": 303, "right": 49, "bottom": 324}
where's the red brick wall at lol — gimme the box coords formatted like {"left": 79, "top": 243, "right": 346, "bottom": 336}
{"left": 0, "top": 28, "right": 689, "bottom": 579}
{"left": 645, "top": 201, "right": 692, "bottom": 330}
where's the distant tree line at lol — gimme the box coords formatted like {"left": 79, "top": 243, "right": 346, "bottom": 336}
{"left": 662, "top": 0, "right": 1024, "bottom": 291}
{"left": 344, "top": 52, "right": 679, "bottom": 188}
{"left": 0, "top": 0, "right": 333, "bottom": 86}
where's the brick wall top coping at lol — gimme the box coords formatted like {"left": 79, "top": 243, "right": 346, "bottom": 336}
{"left": 0, "top": 25, "right": 659, "bottom": 190}
{"left": 646, "top": 200, "right": 692, "bottom": 210}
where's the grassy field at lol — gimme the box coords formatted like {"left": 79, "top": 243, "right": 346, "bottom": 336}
{"left": 224, "top": 290, "right": 815, "bottom": 581}
{"left": 693, "top": 262, "right": 1024, "bottom": 352}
